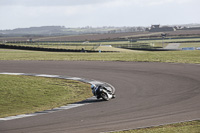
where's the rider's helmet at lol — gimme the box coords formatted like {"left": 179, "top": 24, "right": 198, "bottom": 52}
{"left": 91, "top": 84, "right": 96, "bottom": 90}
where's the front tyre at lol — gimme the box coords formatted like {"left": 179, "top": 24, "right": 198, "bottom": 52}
{"left": 101, "top": 93, "right": 109, "bottom": 101}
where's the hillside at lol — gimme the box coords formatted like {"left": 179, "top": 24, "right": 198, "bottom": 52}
{"left": 0, "top": 26, "right": 145, "bottom": 37}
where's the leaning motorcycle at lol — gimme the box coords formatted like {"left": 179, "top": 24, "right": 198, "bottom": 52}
{"left": 91, "top": 84, "right": 115, "bottom": 101}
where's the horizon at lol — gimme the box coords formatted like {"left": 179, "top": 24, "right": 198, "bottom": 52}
{"left": 0, "top": 0, "right": 199, "bottom": 30}
{"left": 1, "top": 23, "right": 200, "bottom": 31}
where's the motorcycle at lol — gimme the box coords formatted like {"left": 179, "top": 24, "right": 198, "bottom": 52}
{"left": 91, "top": 84, "right": 116, "bottom": 101}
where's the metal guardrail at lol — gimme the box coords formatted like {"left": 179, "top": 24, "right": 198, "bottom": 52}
{"left": 0, "top": 44, "right": 118, "bottom": 53}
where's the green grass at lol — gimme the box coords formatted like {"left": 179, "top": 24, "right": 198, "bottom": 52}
{"left": 3, "top": 37, "right": 200, "bottom": 49}
{"left": 114, "top": 120, "right": 200, "bottom": 133}
{"left": 146, "top": 42, "right": 200, "bottom": 48}
{"left": 0, "top": 49, "right": 200, "bottom": 64}
{"left": 179, "top": 43, "right": 200, "bottom": 48}
{"left": 4, "top": 37, "right": 200, "bottom": 50}
{"left": 137, "top": 38, "right": 200, "bottom": 48}
{"left": 138, "top": 38, "right": 200, "bottom": 43}
{"left": 0, "top": 74, "right": 92, "bottom": 118}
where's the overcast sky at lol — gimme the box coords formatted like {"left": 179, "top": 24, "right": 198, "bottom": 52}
{"left": 0, "top": 0, "right": 199, "bottom": 30}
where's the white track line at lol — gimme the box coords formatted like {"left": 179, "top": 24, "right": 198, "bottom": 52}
{"left": 0, "top": 72, "right": 114, "bottom": 121}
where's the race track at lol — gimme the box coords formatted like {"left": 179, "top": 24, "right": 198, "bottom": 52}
{"left": 0, "top": 61, "right": 200, "bottom": 133}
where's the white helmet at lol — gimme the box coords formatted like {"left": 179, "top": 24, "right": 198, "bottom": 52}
{"left": 91, "top": 84, "right": 96, "bottom": 89}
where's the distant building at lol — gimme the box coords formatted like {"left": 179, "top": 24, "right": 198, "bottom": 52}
{"left": 27, "top": 38, "right": 32, "bottom": 42}
{"left": 181, "top": 27, "right": 200, "bottom": 30}
{"left": 173, "top": 26, "right": 200, "bottom": 31}
{"left": 151, "top": 25, "right": 160, "bottom": 29}
{"left": 146, "top": 25, "right": 175, "bottom": 32}
{"left": 174, "top": 26, "right": 183, "bottom": 30}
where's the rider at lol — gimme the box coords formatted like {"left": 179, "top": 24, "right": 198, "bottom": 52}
{"left": 91, "top": 84, "right": 101, "bottom": 99}
{"left": 91, "top": 84, "right": 115, "bottom": 99}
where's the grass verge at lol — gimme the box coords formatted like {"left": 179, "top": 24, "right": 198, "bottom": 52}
{"left": 0, "top": 49, "right": 200, "bottom": 64}
{"left": 114, "top": 120, "right": 200, "bottom": 133}
{"left": 0, "top": 74, "right": 92, "bottom": 118}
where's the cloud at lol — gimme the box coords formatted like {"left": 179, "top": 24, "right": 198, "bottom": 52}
{"left": 143, "top": 0, "right": 192, "bottom": 6}
{"left": 0, "top": 0, "right": 197, "bottom": 8}
{"left": 104, "top": 0, "right": 194, "bottom": 7}
{"left": 0, "top": 0, "right": 112, "bottom": 7}
{"left": 0, "top": 0, "right": 199, "bottom": 29}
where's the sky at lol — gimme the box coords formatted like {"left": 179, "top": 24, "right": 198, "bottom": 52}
{"left": 0, "top": 0, "right": 199, "bottom": 30}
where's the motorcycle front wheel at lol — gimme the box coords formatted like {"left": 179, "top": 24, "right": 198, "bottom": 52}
{"left": 101, "top": 93, "right": 109, "bottom": 101}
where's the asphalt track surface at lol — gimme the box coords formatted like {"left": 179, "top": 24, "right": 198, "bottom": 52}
{"left": 0, "top": 61, "right": 200, "bottom": 133}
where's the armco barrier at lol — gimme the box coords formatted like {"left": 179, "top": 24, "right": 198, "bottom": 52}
{"left": 196, "top": 47, "right": 200, "bottom": 50}
{"left": 0, "top": 44, "right": 94, "bottom": 52}
{"left": 182, "top": 47, "right": 196, "bottom": 50}
{"left": 0, "top": 44, "right": 117, "bottom": 53}
{"left": 121, "top": 47, "right": 181, "bottom": 51}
